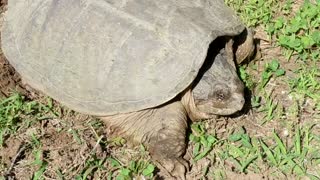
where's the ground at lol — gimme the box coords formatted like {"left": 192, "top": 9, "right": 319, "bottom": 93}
{"left": 0, "top": 0, "right": 320, "bottom": 179}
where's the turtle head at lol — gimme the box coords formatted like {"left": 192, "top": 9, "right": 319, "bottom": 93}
{"left": 192, "top": 48, "right": 245, "bottom": 115}
{"left": 182, "top": 44, "right": 245, "bottom": 121}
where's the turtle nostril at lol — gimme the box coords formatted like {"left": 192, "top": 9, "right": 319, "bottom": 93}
{"left": 235, "top": 98, "right": 245, "bottom": 111}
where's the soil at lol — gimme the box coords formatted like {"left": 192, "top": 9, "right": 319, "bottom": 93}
{"left": 0, "top": 1, "right": 34, "bottom": 99}
{"left": 0, "top": 36, "right": 28, "bottom": 98}
{"left": 0, "top": 1, "right": 319, "bottom": 180}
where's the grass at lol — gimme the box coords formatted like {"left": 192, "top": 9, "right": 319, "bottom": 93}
{"left": 227, "top": 0, "right": 320, "bottom": 121}
{"left": 189, "top": 124, "right": 320, "bottom": 178}
{"left": 210, "top": 0, "right": 320, "bottom": 178}
{"left": 106, "top": 158, "right": 155, "bottom": 180}
{"left": 225, "top": 0, "right": 276, "bottom": 27}
{"left": 1, "top": 0, "right": 320, "bottom": 179}
{"left": 0, "top": 94, "right": 58, "bottom": 146}
{"left": 189, "top": 123, "right": 218, "bottom": 161}
{"left": 190, "top": 0, "right": 320, "bottom": 178}
{"left": 0, "top": 94, "right": 155, "bottom": 179}
{"left": 31, "top": 136, "right": 48, "bottom": 180}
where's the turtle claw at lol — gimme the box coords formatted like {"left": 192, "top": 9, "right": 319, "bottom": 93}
{"left": 154, "top": 157, "right": 188, "bottom": 180}
{"left": 149, "top": 129, "right": 189, "bottom": 179}
{"left": 170, "top": 158, "right": 189, "bottom": 180}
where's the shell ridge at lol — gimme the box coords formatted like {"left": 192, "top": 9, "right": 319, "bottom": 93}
{"left": 94, "top": 0, "right": 156, "bottom": 32}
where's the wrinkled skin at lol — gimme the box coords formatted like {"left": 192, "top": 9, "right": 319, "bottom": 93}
{"left": 101, "top": 30, "right": 254, "bottom": 179}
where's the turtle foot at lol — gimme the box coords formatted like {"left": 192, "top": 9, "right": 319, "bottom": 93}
{"left": 155, "top": 156, "right": 188, "bottom": 180}
{"left": 147, "top": 102, "right": 189, "bottom": 179}
{"left": 149, "top": 135, "right": 189, "bottom": 179}
{"left": 101, "top": 101, "right": 189, "bottom": 178}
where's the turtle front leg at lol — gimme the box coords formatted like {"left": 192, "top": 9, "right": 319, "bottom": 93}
{"left": 100, "top": 101, "right": 188, "bottom": 179}
{"left": 147, "top": 102, "right": 189, "bottom": 179}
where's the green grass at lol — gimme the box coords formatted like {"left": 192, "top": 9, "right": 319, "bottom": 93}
{"left": 31, "top": 135, "right": 48, "bottom": 180}
{"left": 105, "top": 158, "right": 155, "bottom": 180}
{"left": 75, "top": 155, "right": 107, "bottom": 180}
{"left": 1, "top": 0, "right": 319, "bottom": 179}
{"left": 0, "top": 94, "right": 155, "bottom": 179}
{"left": 268, "top": 1, "right": 320, "bottom": 60}
{"left": 228, "top": 0, "right": 320, "bottom": 121}
{"left": 189, "top": 124, "right": 320, "bottom": 178}
{"left": 189, "top": 123, "right": 219, "bottom": 162}
{"left": 188, "top": 0, "right": 320, "bottom": 178}
{"left": 0, "top": 94, "right": 57, "bottom": 146}
{"left": 288, "top": 65, "right": 320, "bottom": 107}
{"left": 225, "top": 0, "right": 276, "bottom": 27}
{"left": 258, "top": 59, "right": 286, "bottom": 90}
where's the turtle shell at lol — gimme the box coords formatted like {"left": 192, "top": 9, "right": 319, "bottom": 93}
{"left": 1, "top": 0, "right": 244, "bottom": 115}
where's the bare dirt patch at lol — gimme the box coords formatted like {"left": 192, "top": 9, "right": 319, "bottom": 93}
{"left": 0, "top": 1, "right": 34, "bottom": 99}
{"left": 0, "top": 39, "right": 29, "bottom": 98}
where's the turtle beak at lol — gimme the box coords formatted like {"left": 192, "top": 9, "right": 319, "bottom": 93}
{"left": 233, "top": 95, "right": 245, "bottom": 112}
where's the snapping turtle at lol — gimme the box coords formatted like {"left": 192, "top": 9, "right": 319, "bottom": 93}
{"left": 1, "top": 0, "right": 254, "bottom": 178}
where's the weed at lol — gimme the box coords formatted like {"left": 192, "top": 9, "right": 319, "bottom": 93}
{"left": 29, "top": 134, "right": 47, "bottom": 180}
{"left": 0, "top": 93, "right": 60, "bottom": 146}
{"left": 211, "top": 168, "right": 227, "bottom": 179}
{"left": 288, "top": 65, "right": 320, "bottom": 103}
{"left": 68, "top": 128, "right": 83, "bottom": 144}
{"left": 211, "top": 126, "right": 320, "bottom": 177}
{"left": 258, "top": 59, "right": 286, "bottom": 90}
{"left": 259, "top": 91, "right": 278, "bottom": 124}
{"left": 265, "top": 1, "right": 320, "bottom": 63}
{"left": 225, "top": 0, "right": 275, "bottom": 27}
{"left": 32, "top": 149, "right": 48, "bottom": 180}
{"left": 259, "top": 127, "right": 317, "bottom": 176}
{"left": 0, "top": 1, "right": 319, "bottom": 179}
{"left": 220, "top": 0, "right": 320, "bottom": 177}
{"left": 226, "top": 127, "right": 258, "bottom": 173}
{"left": 189, "top": 123, "right": 219, "bottom": 161}
{"left": 239, "top": 66, "right": 255, "bottom": 90}
{"left": 75, "top": 154, "right": 107, "bottom": 180}
{"left": 251, "top": 95, "right": 261, "bottom": 108}
{"left": 106, "top": 158, "right": 155, "bottom": 179}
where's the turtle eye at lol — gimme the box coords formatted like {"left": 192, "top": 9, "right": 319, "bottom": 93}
{"left": 214, "top": 89, "right": 230, "bottom": 101}
{"left": 217, "top": 92, "right": 225, "bottom": 101}
{"left": 215, "top": 90, "right": 225, "bottom": 101}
